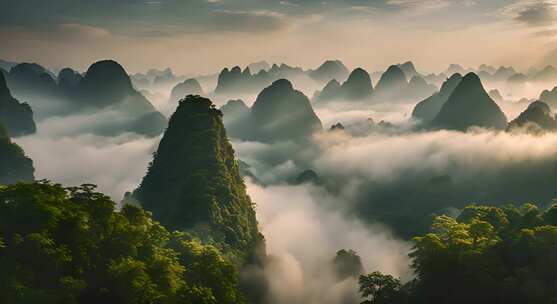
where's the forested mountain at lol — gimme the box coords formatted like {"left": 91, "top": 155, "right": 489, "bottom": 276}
{"left": 309, "top": 60, "right": 350, "bottom": 83}
{"left": 133, "top": 95, "right": 264, "bottom": 263}
{"left": 0, "top": 182, "right": 246, "bottom": 304}
{"left": 169, "top": 78, "right": 203, "bottom": 102}
{"left": 412, "top": 73, "right": 462, "bottom": 123}
{"left": 430, "top": 73, "right": 507, "bottom": 131}
{"left": 314, "top": 68, "right": 373, "bottom": 102}
{"left": 359, "top": 203, "right": 557, "bottom": 304}
{"left": 374, "top": 65, "right": 408, "bottom": 98}
{"left": 0, "top": 124, "right": 34, "bottom": 184}
{"left": 248, "top": 79, "right": 322, "bottom": 142}
{"left": 507, "top": 101, "right": 557, "bottom": 132}
{"left": 0, "top": 71, "right": 36, "bottom": 136}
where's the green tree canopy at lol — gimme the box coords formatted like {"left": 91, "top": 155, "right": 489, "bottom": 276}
{"left": 0, "top": 181, "right": 245, "bottom": 304}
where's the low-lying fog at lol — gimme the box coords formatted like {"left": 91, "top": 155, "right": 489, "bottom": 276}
{"left": 12, "top": 73, "right": 557, "bottom": 304}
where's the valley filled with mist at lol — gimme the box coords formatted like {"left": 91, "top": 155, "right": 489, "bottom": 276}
{"left": 4, "top": 1, "right": 557, "bottom": 303}
{"left": 2, "top": 56, "right": 557, "bottom": 304}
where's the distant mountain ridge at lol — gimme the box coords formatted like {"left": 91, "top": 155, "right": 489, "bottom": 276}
{"left": 429, "top": 73, "right": 507, "bottom": 131}
{"left": 5, "top": 60, "right": 167, "bottom": 137}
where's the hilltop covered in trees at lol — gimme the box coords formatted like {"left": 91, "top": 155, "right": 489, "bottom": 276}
{"left": 0, "top": 182, "right": 246, "bottom": 304}
{"left": 359, "top": 203, "right": 557, "bottom": 304}
{"left": 133, "top": 95, "right": 264, "bottom": 264}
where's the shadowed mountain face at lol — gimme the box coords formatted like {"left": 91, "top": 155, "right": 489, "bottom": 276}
{"left": 215, "top": 66, "right": 244, "bottom": 94}
{"left": 430, "top": 73, "right": 507, "bottom": 131}
{"left": 79, "top": 60, "right": 138, "bottom": 108}
{"left": 412, "top": 73, "right": 462, "bottom": 123}
{"left": 74, "top": 60, "right": 167, "bottom": 137}
{"left": 398, "top": 61, "right": 419, "bottom": 79}
{"left": 540, "top": 87, "right": 557, "bottom": 109}
{"left": 0, "top": 124, "right": 34, "bottom": 184}
{"left": 57, "top": 68, "right": 82, "bottom": 93}
{"left": 374, "top": 65, "right": 408, "bottom": 98}
{"left": 406, "top": 76, "right": 437, "bottom": 99}
{"left": 169, "top": 78, "right": 203, "bottom": 102}
{"left": 534, "top": 65, "right": 557, "bottom": 82}
{"left": 309, "top": 60, "right": 350, "bottom": 83}
{"left": 248, "top": 61, "right": 271, "bottom": 73}
{"left": 214, "top": 66, "right": 274, "bottom": 95}
{"left": 8, "top": 63, "right": 59, "bottom": 97}
{"left": 6, "top": 60, "right": 166, "bottom": 137}
{"left": 508, "top": 101, "right": 557, "bottom": 132}
{"left": 315, "top": 79, "right": 342, "bottom": 102}
{"left": 249, "top": 79, "right": 323, "bottom": 142}
{"left": 220, "top": 99, "right": 251, "bottom": 137}
{"left": 314, "top": 68, "right": 373, "bottom": 102}
{"left": 341, "top": 68, "right": 373, "bottom": 100}
{"left": 221, "top": 99, "right": 249, "bottom": 121}
{"left": 133, "top": 95, "right": 264, "bottom": 262}
{"left": 0, "top": 72, "right": 36, "bottom": 137}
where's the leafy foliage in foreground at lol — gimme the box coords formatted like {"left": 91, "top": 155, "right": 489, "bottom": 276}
{"left": 359, "top": 203, "right": 557, "bottom": 304}
{"left": 0, "top": 182, "right": 245, "bottom": 304}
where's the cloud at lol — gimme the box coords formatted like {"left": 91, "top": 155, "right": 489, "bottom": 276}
{"left": 208, "top": 9, "right": 289, "bottom": 33}
{"left": 14, "top": 120, "right": 159, "bottom": 201}
{"left": 58, "top": 23, "right": 111, "bottom": 39}
{"left": 505, "top": 0, "right": 557, "bottom": 26}
{"left": 247, "top": 180, "right": 411, "bottom": 304}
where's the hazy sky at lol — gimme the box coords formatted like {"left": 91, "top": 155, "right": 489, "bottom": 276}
{"left": 1, "top": 0, "right": 557, "bottom": 75}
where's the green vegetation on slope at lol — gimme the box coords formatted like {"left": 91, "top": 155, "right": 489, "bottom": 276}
{"left": 0, "top": 124, "right": 34, "bottom": 184}
{"left": 134, "top": 95, "right": 264, "bottom": 264}
{"left": 0, "top": 182, "right": 245, "bottom": 304}
{"left": 359, "top": 203, "right": 557, "bottom": 304}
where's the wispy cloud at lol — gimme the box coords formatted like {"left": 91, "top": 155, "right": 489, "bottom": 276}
{"left": 504, "top": 0, "right": 557, "bottom": 26}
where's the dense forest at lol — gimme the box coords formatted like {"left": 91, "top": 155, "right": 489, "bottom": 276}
{"left": 359, "top": 204, "right": 557, "bottom": 304}
{"left": 0, "top": 182, "right": 246, "bottom": 304}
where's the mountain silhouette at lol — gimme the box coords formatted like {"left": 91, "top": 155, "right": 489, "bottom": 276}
{"left": 133, "top": 95, "right": 264, "bottom": 262}
{"left": 8, "top": 63, "right": 59, "bottom": 97}
{"left": 314, "top": 79, "right": 342, "bottom": 102}
{"left": 248, "top": 79, "right": 323, "bottom": 142}
{"left": 248, "top": 61, "right": 271, "bottom": 73}
{"left": 374, "top": 65, "right": 408, "bottom": 98}
{"left": 508, "top": 100, "right": 557, "bottom": 132}
{"left": 412, "top": 73, "right": 463, "bottom": 123}
{"left": 220, "top": 99, "right": 250, "bottom": 121}
{"left": 78, "top": 60, "right": 138, "bottom": 107}
{"left": 341, "top": 68, "right": 373, "bottom": 100}
{"left": 169, "top": 78, "right": 203, "bottom": 102}
{"left": 76, "top": 60, "right": 167, "bottom": 136}
{"left": 489, "top": 89, "right": 504, "bottom": 103}
{"left": 430, "top": 73, "right": 507, "bottom": 131}
{"left": 215, "top": 66, "right": 244, "bottom": 94}
{"left": 534, "top": 65, "right": 557, "bottom": 82}
{"left": 405, "top": 75, "right": 437, "bottom": 100}
{"left": 539, "top": 86, "right": 557, "bottom": 108}
{"left": 492, "top": 66, "right": 516, "bottom": 81}
{"left": 507, "top": 73, "right": 528, "bottom": 83}
{"left": 152, "top": 67, "right": 176, "bottom": 85}
{"left": 309, "top": 60, "right": 350, "bottom": 83}
{"left": 0, "top": 124, "right": 34, "bottom": 184}
{"left": 398, "top": 61, "right": 419, "bottom": 79}
{"left": 220, "top": 99, "right": 251, "bottom": 137}
{"left": 0, "top": 72, "right": 36, "bottom": 136}
{"left": 57, "top": 68, "right": 83, "bottom": 93}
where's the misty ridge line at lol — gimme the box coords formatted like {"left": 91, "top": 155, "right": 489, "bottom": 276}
{"left": 4, "top": 55, "right": 557, "bottom": 304}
